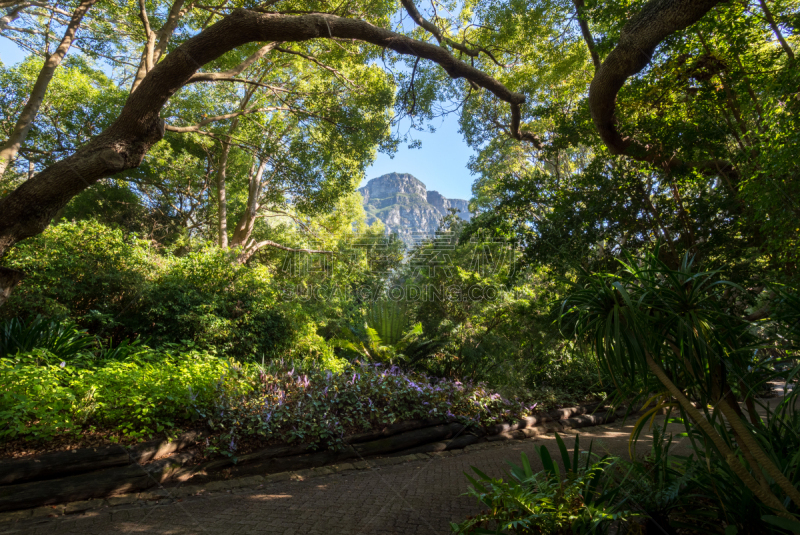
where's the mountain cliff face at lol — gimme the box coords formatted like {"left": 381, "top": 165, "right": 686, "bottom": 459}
{"left": 358, "top": 172, "right": 472, "bottom": 243}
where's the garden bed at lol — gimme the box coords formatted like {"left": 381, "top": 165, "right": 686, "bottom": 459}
{"left": 0, "top": 401, "right": 624, "bottom": 513}
{"left": 1, "top": 351, "right": 600, "bottom": 460}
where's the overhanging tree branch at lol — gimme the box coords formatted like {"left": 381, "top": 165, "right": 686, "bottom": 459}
{"left": 164, "top": 106, "right": 292, "bottom": 132}
{"left": 275, "top": 45, "right": 361, "bottom": 88}
{"left": 238, "top": 238, "right": 335, "bottom": 263}
{"left": 572, "top": 0, "right": 599, "bottom": 71}
{"left": 0, "top": 8, "right": 531, "bottom": 258}
{"left": 398, "top": 0, "right": 507, "bottom": 68}
{"left": 397, "top": 0, "right": 542, "bottom": 146}
{"left": 187, "top": 42, "right": 279, "bottom": 82}
{"left": 588, "top": 0, "right": 725, "bottom": 167}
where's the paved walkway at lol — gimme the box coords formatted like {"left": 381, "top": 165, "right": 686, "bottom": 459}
{"left": 0, "top": 414, "right": 694, "bottom": 535}
{"left": 6, "top": 387, "right": 795, "bottom": 535}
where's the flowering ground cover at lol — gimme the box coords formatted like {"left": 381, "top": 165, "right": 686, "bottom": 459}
{"left": 207, "top": 360, "right": 545, "bottom": 456}
{"left": 0, "top": 349, "right": 569, "bottom": 459}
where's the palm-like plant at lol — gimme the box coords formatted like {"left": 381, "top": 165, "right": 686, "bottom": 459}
{"left": 557, "top": 249, "right": 800, "bottom": 524}
{"left": 0, "top": 315, "right": 96, "bottom": 361}
{"left": 332, "top": 321, "right": 427, "bottom": 363}
{"left": 366, "top": 299, "right": 408, "bottom": 347}
{"left": 331, "top": 299, "right": 437, "bottom": 364}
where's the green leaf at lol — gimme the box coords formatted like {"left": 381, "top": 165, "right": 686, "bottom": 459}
{"left": 762, "top": 515, "right": 800, "bottom": 533}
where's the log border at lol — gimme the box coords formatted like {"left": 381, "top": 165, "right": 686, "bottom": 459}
{"left": 0, "top": 401, "right": 630, "bottom": 517}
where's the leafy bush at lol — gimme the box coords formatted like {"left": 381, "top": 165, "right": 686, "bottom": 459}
{"left": 0, "top": 220, "right": 156, "bottom": 323}
{"left": 137, "top": 247, "right": 293, "bottom": 359}
{"left": 1, "top": 222, "right": 298, "bottom": 360}
{"left": 0, "top": 347, "right": 250, "bottom": 441}
{"left": 452, "top": 434, "right": 634, "bottom": 534}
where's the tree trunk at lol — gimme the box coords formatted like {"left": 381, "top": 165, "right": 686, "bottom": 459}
{"left": 0, "top": 0, "right": 98, "bottom": 178}
{"left": 0, "top": 267, "right": 23, "bottom": 308}
{"left": 758, "top": 0, "right": 795, "bottom": 61}
{"left": 216, "top": 140, "right": 231, "bottom": 248}
{"left": 230, "top": 159, "right": 267, "bottom": 249}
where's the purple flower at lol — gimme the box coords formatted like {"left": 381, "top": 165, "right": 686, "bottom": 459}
{"left": 59, "top": 361, "right": 66, "bottom": 368}
{"left": 288, "top": 368, "right": 294, "bottom": 378}
{"left": 229, "top": 438, "right": 237, "bottom": 451}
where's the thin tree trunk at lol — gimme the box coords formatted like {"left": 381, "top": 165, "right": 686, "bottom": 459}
{"left": 130, "top": 0, "right": 188, "bottom": 93}
{"left": 758, "top": 0, "right": 795, "bottom": 61}
{"left": 572, "top": 0, "right": 600, "bottom": 71}
{"left": 643, "top": 352, "right": 793, "bottom": 519}
{"left": 213, "top": 75, "right": 261, "bottom": 249}
{"left": 0, "top": 0, "right": 97, "bottom": 178}
{"left": 231, "top": 159, "right": 267, "bottom": 249}
{"left": 216, "top": 140, "right": 231, "bottom": 248}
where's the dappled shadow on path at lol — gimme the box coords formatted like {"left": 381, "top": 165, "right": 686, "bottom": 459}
{"left": 6, "top": 400, "right": 788, "bottom": 535}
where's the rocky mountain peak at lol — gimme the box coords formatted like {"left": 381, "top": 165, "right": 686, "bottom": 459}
{"left": 359, "top": 172, "right": 427, "bottom": 202}
{"left": 358, "top": 173, "right": 472, "bottom": 243}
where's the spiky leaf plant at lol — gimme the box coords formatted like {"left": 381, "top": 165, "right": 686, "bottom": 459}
{"left": 557, "top": 248, "right": 800, "bottom": 523}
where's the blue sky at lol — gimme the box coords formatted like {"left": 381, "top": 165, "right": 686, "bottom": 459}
{"left": 1, "top": 37, "right": 477, "bottom": 201}
{"left": 364, "top": 117, "right": 476, "bottom": 200}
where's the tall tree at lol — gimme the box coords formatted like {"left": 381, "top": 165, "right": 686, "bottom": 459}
{"left": 0, "top": 0, "right": 98, "bottom": 177}
{"left": 0, "top": 0, "right": 775, "bottom": 297}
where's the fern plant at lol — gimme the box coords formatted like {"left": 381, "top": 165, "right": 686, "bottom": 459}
{"left": 366, "top": 299, "right": 408, "bottom": 346}
{"left": 332, "top": 321, "right": 426, "bottom": 364}
{"left": 452, "top": 434, "right": 635, "bottom": 534}
{"left": 331, "top": 299, "right": 444, "bottom": 364}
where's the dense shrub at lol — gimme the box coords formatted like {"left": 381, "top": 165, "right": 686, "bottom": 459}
{"left": 1, "top": 222, "right": 297, "bottom": 360}
{"left": 0, "top": 220, "right": 156, "bottom": 322}
{"left": 0, "top": 347, "right": 250, "bottom": 441}
{"left": 135, "top": 247, "right": 293, "bottom": 359}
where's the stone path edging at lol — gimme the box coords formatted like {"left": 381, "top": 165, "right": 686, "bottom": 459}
{"left": 0, "top": 403, "right": 632, "bottom": 525}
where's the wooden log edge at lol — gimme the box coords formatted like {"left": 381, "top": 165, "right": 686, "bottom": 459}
{"left": 0, "top": 401, "right": 637, "bottom": 514}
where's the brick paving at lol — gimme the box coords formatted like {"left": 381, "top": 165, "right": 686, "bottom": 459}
{"left": 0, "top": 416, "right": 691, "bottom": 535}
